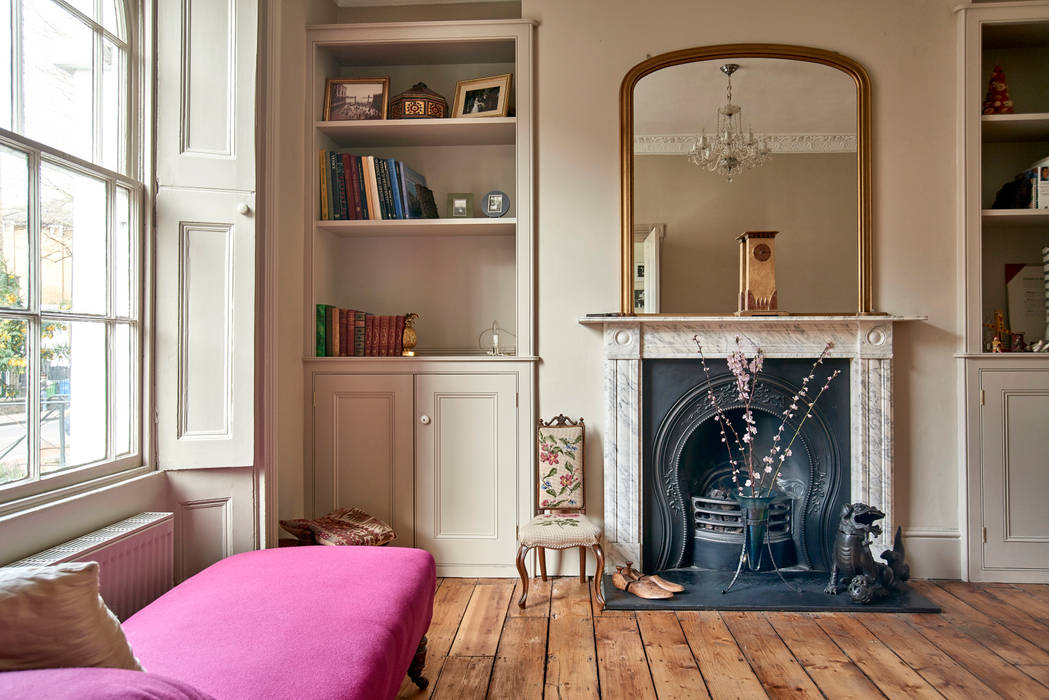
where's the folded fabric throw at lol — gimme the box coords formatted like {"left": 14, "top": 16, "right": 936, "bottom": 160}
{"left": 280, "top": 508, "right": 396, "bottom": 547}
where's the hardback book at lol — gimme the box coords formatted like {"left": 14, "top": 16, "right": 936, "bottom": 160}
{"left": 375, "top": 159, "right": 392, "bottom": 219}
{"left": 418, "top": 185, "right": 439, "bottom": 219}
{"left": 353, "top": 311, "right": 367, "bottom": 356}
{"left": 1035, "top": 157, "right": 1049, "bottom": 210}
{"left": 1024, "top": 168, "right": 1039, "bottom": 209}
{"left": 378, "top": 315, "right": 391, "bottom": 355}
{"left": 342, "top": 154, "right": 362, "bottom": 220}
{"left": 353, "top": 156, "right": 369, "bottom": 220}
{"left": 400, "top": 164, "right": 427, "bottom": 219}
{"left": 387, "top": 158, "right": 404, "bottom": 220}
{"left": 315, "top": 304, "right": 332, "bottom": 356}
{"left": 325, "top": 305, "right": 340, "bottom": 357}
{"left": 331, "top": 152, "right": 347, "bottom": 220}
{"left": 364, "top": 156, "right": 382, "bottom": 221}
{"left": 394, "top": 315, "right": 405, "bottom": 355}
{"left": 381, "top": 160, "right": 398, "bottom": 219}
{"left": 319, "top": 151, "right": 329, "bottom": 220}
{"left": 365, "top": 314, "right": 377, "bottom": 356}
{"left": 340, "top": 309, "right": 352, "bottom": 356}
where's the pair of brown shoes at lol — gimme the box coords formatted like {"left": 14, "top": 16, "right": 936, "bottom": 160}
{"left": 611, "top": 562, "right": 685, "bottom": 600}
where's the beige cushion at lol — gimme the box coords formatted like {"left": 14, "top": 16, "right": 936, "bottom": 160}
{"left": 518, "top": 513, "right": 601, "bottom": 549}
{"left": 0, "top": 561, "right": 143, "bottom": 672}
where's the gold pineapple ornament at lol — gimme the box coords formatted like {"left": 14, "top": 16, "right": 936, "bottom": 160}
{"left": 401, "top": 313, "right": 419, "bottom": 356}
{"left": 736, "top": 231, "right": 783, "bottom": 315}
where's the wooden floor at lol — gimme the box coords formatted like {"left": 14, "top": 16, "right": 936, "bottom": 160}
{"left": 397, "top": 577, "right": 1049, "bottom": 699}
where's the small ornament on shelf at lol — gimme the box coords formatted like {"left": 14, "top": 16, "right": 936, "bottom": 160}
{"left": 390, "top": 82, "right": 448, "bottom": 119}
{"left": 984, "top": 309, "right": 1010, "bottom": 352}
{"left": 982, "top": 65, "right": 1015, "bottom": 115}
{"left": 401, "top": 313, "right": 419, "bottom": 357}
{"left": 478, "top": 320, "right": 515, "bottom": 356}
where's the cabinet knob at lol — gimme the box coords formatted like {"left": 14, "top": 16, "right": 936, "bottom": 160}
{"left": 419, "top": 415, "right": 431, "bottom": 425}
{"left": 237, "top": 203, "right": 252, "bottom": 216}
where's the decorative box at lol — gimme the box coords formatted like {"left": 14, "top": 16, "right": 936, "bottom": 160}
{"left": 390, "top": 82, "right": 448, "bottom": 119}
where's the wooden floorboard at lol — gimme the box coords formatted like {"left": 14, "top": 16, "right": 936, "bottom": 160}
{"left": 401, "top": 578, "right": 1049, "bottom": 699}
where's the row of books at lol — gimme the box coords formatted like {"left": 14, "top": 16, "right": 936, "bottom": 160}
{"left": 316, "top": 305, "right": 409, "bottom": 357}
{"left": 1021, "top": 157, "right": 1049, "bottom": 209}
{"left": 319, "top": 152, "right": 438, "bottom": 221}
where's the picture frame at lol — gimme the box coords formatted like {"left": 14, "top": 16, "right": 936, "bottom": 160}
{"left": 323, "top": 77, "right": 390, "bottom": 121}
{"left": 483, "top": 190, "right": 510, "bottom": 218}
{"left": 452, "top": 74, "right": 512, "bottom": 118}
{"left": 447, "top": 193, "right": 474, "bottom": 218}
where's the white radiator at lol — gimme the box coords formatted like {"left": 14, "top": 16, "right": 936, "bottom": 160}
{"left": 8, "top": 512, "right": 174, "bottom": 620}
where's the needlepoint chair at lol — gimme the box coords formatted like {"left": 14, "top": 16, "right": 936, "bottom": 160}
{"left": 515, "top": 415, "right": 605, "bottom": 608}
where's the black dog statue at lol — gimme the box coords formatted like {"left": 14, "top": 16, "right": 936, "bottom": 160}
{"left": 825, "top": 503, "right": 908, "bottom": 604}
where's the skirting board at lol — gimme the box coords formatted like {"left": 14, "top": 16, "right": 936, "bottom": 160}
{"left": 903, "top": 529, "right": 962, "bottom": 580}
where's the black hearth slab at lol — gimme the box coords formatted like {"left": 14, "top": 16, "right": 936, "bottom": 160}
{"left": 602, "top": 569, "right": 941, "bottom": 613}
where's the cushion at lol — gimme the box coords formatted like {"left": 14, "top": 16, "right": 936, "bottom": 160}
{"left": 538, "top": 425, "right": 584, "bottom": 509}
{"left": 0, "top": 561, "right": 142, "bottom": 672}
{"left": 281, "top": 507, "right": 396, "bottom": 547}
{"left": 124, "top": 546, "right": 436, "bottom": 700}
{"left": 0, "top": 667, "right": 215, "bottom": 700}
{"left": 518, "top": 512, "right": 601, "bottom": 548}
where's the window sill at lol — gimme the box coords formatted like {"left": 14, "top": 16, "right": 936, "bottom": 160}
{"left": 0, "top": 465, "right": 158, "bottom": 520}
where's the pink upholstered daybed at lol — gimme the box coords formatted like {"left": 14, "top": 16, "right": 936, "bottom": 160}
{"left": 1, "top": 546, "right": 436, "bottom": 700}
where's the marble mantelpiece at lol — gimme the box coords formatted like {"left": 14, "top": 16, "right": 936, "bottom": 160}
{"left": 579, "top": 314, "right": 924, "bottom": 571}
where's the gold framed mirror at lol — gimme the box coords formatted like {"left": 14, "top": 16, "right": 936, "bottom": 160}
{"left": 620, "top": 44, "right": 872, "bottom": 315}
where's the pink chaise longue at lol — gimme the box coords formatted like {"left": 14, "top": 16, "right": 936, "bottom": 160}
{"left": 2, "top": 545, "right": 436, "bottom": 700}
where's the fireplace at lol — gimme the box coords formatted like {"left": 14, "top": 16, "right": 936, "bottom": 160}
{"left": 641, "top": 358, "right": 851, "bottom": 574}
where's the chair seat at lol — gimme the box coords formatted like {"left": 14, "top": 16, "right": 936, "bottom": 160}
{"left": 518, "top": 513, "right": 600, "bottom": 549}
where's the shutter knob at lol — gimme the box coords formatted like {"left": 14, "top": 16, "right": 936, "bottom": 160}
{"left": 419, "top": 415, "right": 431, "bottom": 425}
{"left": 237, "top": 203, "right": 251, "bottom": 216}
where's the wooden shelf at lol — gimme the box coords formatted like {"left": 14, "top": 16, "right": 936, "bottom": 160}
{"left": 981, "top": 209, "right": 1049, "bottom": 228}
{"left": 982, "top": 113, "right": 1049, "bottom": 142}
{"left": 316, "top": 117, "right": 515, "bottom": 147}
{"left": 315, "top": 218, "right": 516, "bottom": 238}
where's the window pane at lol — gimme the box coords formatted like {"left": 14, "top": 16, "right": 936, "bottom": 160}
{"left": 0, "top": 0, "right": 11, "bottom": 131}
{"left": 23, "top": 0, "right": 94, "bottom": 162}
{"left": 40, "top": 162, "right": 106, "bottom": 314}
{"left": 114, "top": 186, "right": 131, "bottom": 317}
{"left": 63, "top": 0, "right": 95, "bottom": 19}
{"left": 113, "top": 322, "right": 132, "bottom": 455}
{"left": 103, "top": 0, "right": 126, "bottom": 41}
{"left": 0, "top": 145, "right": 29, "bottom": 310}
{"left": 101, "top": 39, "right": 126, "bottom": 173}
{"left": 0, "top": 317, "right": 28, "bottom": 485}
{"left": 41, "top": 320, "right": 107, "bottom": 472}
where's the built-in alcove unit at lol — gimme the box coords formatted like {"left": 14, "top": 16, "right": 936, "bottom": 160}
{"left": 958, "top": 3, "right": 1049, "bottom": 582}
{"left": 303, "top": 20, "right": 536, "bottom": 576}
{"left": 580, "top": 315, "right": 920, "bottom": 573}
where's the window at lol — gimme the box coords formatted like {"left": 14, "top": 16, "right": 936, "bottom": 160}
{"left": 0, "top": 0, "right": 141, "bottom": 504}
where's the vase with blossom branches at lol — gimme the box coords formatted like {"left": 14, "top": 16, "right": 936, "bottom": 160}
{"left": 695, "top": 335, "right": 841, "bottom": 572}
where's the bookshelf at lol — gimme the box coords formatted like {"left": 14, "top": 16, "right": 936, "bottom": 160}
{"left": 305, "top": 20, "right": 534, "bottom": 359}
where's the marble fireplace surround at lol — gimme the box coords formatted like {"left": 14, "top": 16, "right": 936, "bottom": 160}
{"left": 579, "top": 315, "right": 923, "bottom": 572}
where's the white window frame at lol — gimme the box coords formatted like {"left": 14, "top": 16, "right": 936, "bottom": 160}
{"left": 0, "top": 0, "right": 149, "bottom": 511}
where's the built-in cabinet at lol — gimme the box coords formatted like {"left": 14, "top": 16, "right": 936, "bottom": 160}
{"left": 959, "top": 3, "right": 1049, "bottom": 582}
{"left": 303, "top": 20, "right": 536, "bottom": 576}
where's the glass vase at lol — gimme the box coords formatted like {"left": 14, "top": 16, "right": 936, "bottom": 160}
{"left": 735, "top": 494, "right": 777, "bottom": 571}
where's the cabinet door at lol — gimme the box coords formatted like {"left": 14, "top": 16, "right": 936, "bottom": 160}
{"left": 313, "top": 374, "right": 414, "bottom": 545}
{"left": 415, "top": 374, "right": 517, "bottom": 572}
{"left": 981, "top": 370, "right": 1049, "bottom": 570}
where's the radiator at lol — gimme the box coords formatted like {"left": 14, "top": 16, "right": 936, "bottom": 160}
{"left": 9, "top": 512, "right": 174, "bottom": 620}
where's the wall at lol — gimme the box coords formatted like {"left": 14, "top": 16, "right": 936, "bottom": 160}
{"left": 634, "top": 152, "right": 857, "bottom": 313}
{"left": 526, "top": 0, "right": 961, "bottom": 577}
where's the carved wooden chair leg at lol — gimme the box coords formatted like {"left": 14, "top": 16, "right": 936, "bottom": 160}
{"left": 515, "top": 544, "right": 530, "bottom": 608}
{"left": 537, "top": 546, "right": 547, "bottom": 581}
{"left": 408, "top": 635, "right": 428, "bottom": 690}
{"left": 591, "top": 543, "right": 606, "bottom": 608}
{"left": 578, "top": 547, "right": 586, "bottom": 582}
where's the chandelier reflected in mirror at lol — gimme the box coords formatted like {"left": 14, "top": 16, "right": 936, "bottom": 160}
{"left": 688, "top": 63, "right": 771, "bottom": 182}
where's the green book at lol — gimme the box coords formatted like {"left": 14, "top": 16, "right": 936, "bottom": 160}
{"left": 316, "top": 304, "right": 332, "bottom": 356}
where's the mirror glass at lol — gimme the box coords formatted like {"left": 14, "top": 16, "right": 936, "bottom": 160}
{"left": 630, "top": 56, "right": 860, "bottom": 314}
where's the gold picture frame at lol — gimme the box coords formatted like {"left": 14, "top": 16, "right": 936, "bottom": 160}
{"left": 323, "top": 77, "right": 390, "bottom": 121}
{"left": 452, "top": 74, "right": 512, "bottom": 118}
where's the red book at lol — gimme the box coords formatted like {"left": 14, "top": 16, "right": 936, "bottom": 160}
{"left": 365, "top": 315, "right": 376, "bottom": 356}
{"left": 379, "top": 316, "right": 391, "bottom": 356}
{"left": 353, "top": 311, "right": 367, "bottom": 356}
{"left": 340, "top": 310, "right": 353, "bottom": 356}
{"left": 342, "top": 154, "right": 362, "bottom": 220}
{"left": 394, "top": 315, "right": 405, "bottom": 355}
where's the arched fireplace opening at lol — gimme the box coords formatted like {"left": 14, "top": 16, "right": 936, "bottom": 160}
{"left": 642, "top": 358, "right": 850, "bottom": 575}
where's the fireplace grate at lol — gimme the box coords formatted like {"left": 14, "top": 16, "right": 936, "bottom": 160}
{"left": 691, "top": 494, "right": 792, "bottom": 544}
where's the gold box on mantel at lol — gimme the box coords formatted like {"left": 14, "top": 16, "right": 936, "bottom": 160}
{"left": 736, "top": 231, "right": 786, "bottom": 316}
{"left": 390, "top": 82, "right": 448, "bottom": 119}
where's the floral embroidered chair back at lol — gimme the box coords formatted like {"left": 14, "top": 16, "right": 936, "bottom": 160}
{"left": 537, "top": 415, "right": 584, "bottom": 512}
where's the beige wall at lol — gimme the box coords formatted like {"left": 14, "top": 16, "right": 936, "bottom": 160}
{"left": 526, "top": 0, "right": 961, "bottom": 576}
{"left": 634, "top": 153, "right": 858, "bottom": 313}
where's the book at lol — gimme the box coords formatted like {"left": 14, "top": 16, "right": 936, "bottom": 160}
{"left": 1024, "top": 168, "right": 1039, "bottom": 209}
{"left": 381, "top": 160, "right": 397, "bottom": 219}
{"left": 353, "top": 311, "right": 367, "bottom": 356}
{"left": 1035, "top": 157, "right": 1049, "bottom": 210}
{"left": 319, "top": 151, "right": 329, "bottom": 220}
{"left": 375, "top": 159, "right": 391, "bottom": 219}
{"left": 394, "top": 315, "right": 405, "bottom": 356}
{"left": 365, "top": 314, "right": 377, "bottom": 356}
{"left": 325, "top": 305, "right": 340, "bottom": 357}
{"left": 418, "top": 184, "right": 439, "bottom": 219}
{"left": 342, "top": 154, "right": 361, "bottom": 220}
{"left": 331, "top": 152, "right": 347, "bottom": 220}
{"left": 340, "top": 309, "right": 352, "bottom": 356}
{"left": 378, "top": 315, "right": 390, "bottom": 355}
{"left": 364, "top": 156, "right": 382, "bottom": 221}
{"left": 387, "top": 158, "right": 404, "bottom": 220}
{"left": 400, "top": 164, "right": 427, "bottom": 219}
{"left": 315, "top": 304, "right": 332, "bottom": 356}
{"left": 353, "top": 156, "right": 369, "bottom": 220}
